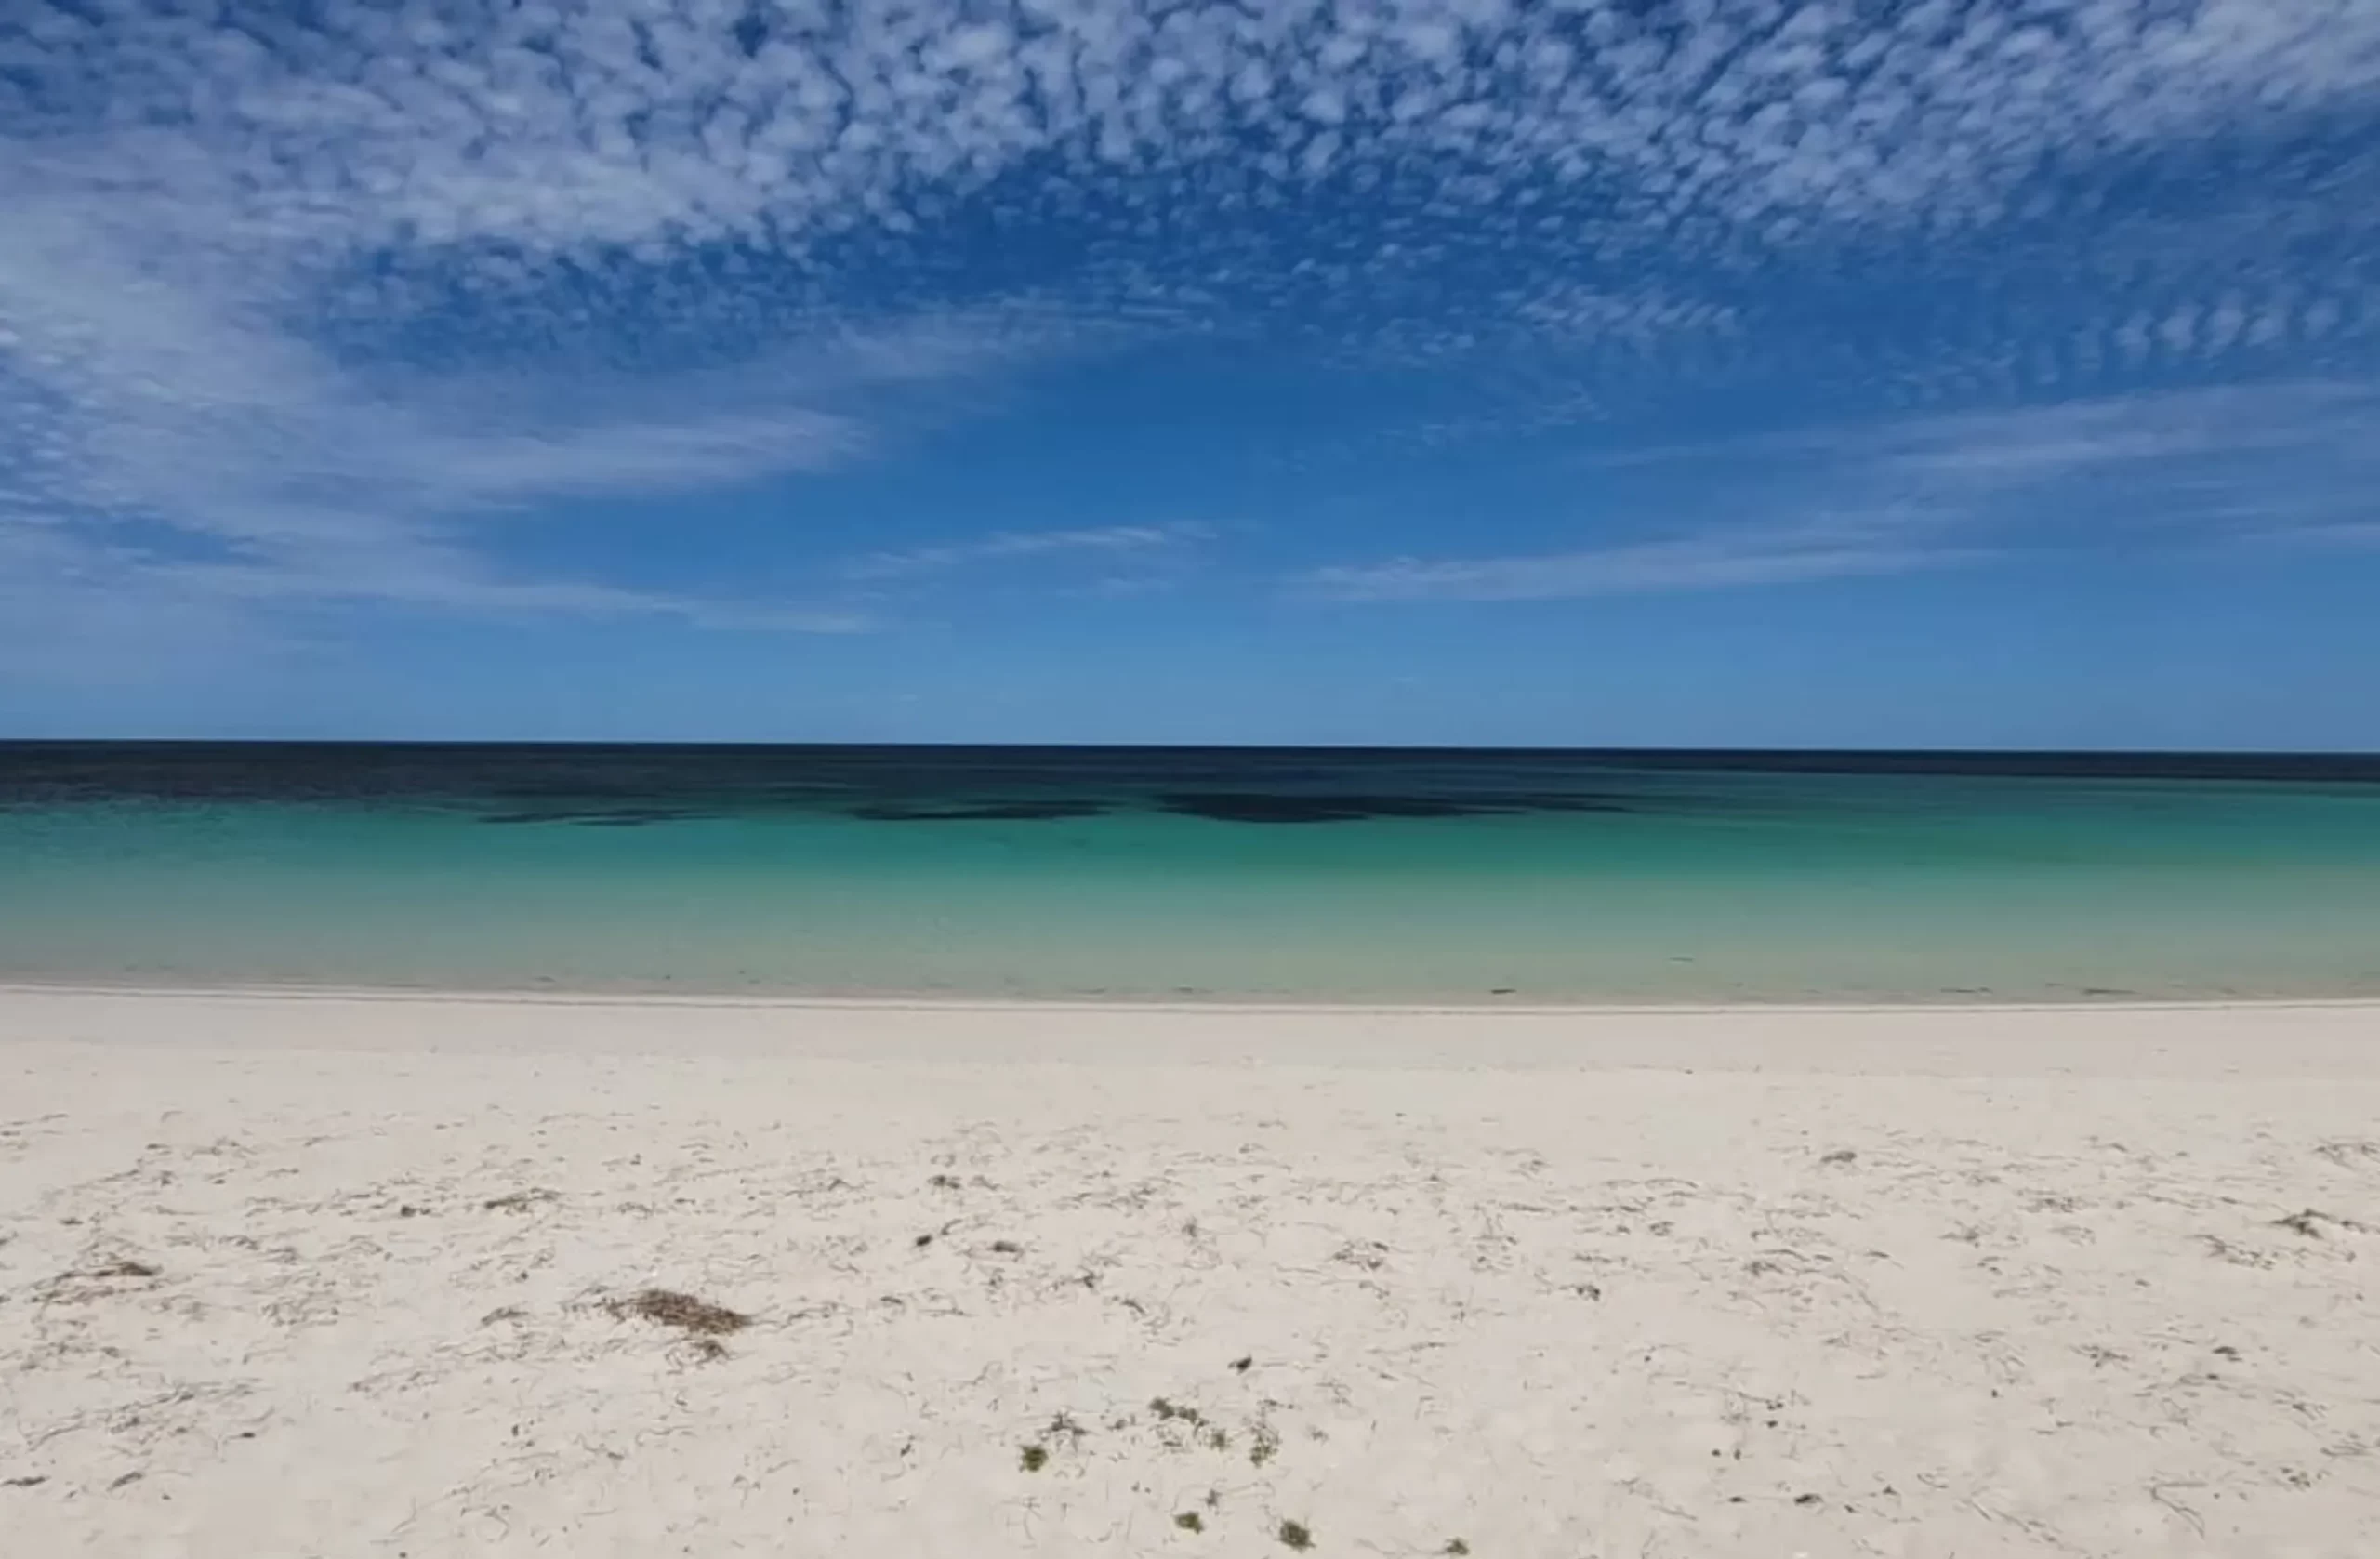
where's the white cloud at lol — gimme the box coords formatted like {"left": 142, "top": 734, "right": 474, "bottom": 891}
{"left": 1583, "top": 380, "right": 2380, "bottom": 485}
{"left": 0, "top": 180, "right": 1057, "bottom": 634}
{"left": 847, "top": 522, "right": 1213, "bottom": 579}
{"left": 1309, "top": 380, "right": 2380, "bottom": 602}
{"left": 4, "top": 0, "right": 2378, "bottom": 654}
{"left": 2277, "top": 522, "right": 2380, "bottom": 547}
{"left": 1511, "top": 285, "right": 1739, "bottom": 348}
{"left": 1310, "top": 526, "right": 1959, "bottom": 602}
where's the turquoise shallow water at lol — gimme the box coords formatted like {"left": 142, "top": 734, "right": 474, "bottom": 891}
{"left": 5, "top": 743, "right": 2380, "bottom": 1002}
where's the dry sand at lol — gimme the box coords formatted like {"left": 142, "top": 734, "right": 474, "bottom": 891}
{"left": 5, "top": 987, "right": 2380, "bottom": 1556}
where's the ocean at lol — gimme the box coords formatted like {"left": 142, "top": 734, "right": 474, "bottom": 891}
{"left": 5, "top": 742, "right": 2379, "bottom": 1003}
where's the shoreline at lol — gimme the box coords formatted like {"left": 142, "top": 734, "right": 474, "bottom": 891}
{"left": 7, "top": 981, "right": 2379, "bottom": 1077}
{"left": 9, "top": 973, "right": 2380, "bottom": 1017}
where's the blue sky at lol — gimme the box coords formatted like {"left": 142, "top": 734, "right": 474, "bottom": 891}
{"left": 3, "top": 0, "right": 2377, "bottom": 746}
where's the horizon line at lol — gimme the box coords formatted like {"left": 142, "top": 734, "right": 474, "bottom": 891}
{"left": 5, "top": 737, "right": 2380, "bottom": 761}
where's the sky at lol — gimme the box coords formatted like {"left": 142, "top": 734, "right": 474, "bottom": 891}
{"left": 2, "top": 0, "right": 2377, "bottom": 748}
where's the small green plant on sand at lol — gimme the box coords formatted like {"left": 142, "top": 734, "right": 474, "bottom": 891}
{"left": 1019, "top": 1444, "right": 1049, "bottom": 1473}
{"left": 1173, "top": 1512, "right": 1205, "bottom": 1532}
{"left": 1445, "top": 1542, "right": 1470, "bottom": 1556}
{"left": 1277, "top": 1519, "right": 1313, "bottom": 1550}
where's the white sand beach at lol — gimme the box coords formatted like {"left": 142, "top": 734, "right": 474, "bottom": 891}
{"left": 6, "top": 987, "right": 2380, "bottom": 1556}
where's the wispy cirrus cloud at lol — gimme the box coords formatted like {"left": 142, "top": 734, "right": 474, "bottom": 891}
{"left": 846, "top": 522, "right": 1214, "bottom": 581}
{"left": 1309, "top": 379, "right": 2380, "bottom": 602}
{"left": 1598, "top": 380, "right": 2380, "bottom": 503}
{"left": 0, "top": 177, "right": 1073, "bottom": 649}
{"left": 5, "top": 0, "right": 2379, "bottom": 667}
{"left": 1311, "top": 522, "right": 1958, "bottom": 603}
